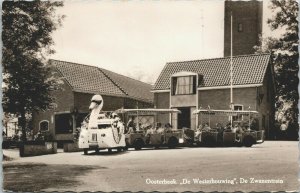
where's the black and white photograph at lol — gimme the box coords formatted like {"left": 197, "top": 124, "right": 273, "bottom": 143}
{"left": 2, "top": 0, "right": 299, "bottom": 192}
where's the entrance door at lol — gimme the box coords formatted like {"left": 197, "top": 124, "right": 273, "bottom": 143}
{"left": 177, "top": 107, "right": 191, "bottom": 129}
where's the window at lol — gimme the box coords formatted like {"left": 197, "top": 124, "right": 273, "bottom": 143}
{"left": 55, "top": 113, "right": 73, "bottom": 134}
{"left": 39, "top": 120, "right": 49, "bottom": 131}
{"left": 233, "top": 105, "right": 243, "bottom": 121}
{"left": 75, "top": 113, "right": 89, "bottom": 128}
{"left": 172, "top": 76, "right": 196, "bottom": 95}
{"left": 98, "top": 124, "right": 111, "bottom": 129}
{"left": 238, "top": 23, "right": 243, "bottom": 32}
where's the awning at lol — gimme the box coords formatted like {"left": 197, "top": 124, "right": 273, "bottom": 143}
{"left": 192, "top": 109, "right": 259, "bottom": 116}
{"left": 115, "top": 108, "right": 181, "bottom": 115}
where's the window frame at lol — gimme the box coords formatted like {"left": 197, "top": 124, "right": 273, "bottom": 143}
{"left": 171, "top": 75, "right": 196, "bottom": 95}
{"left": 39, "top": 120, "right": 49, "bottom": 131}
{"left": 232, "top": 104, "right": 244, "bottom": 121}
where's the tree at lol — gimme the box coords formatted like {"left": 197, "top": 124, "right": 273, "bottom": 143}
{"left": 257, "top": 0, "right": 298, "bottom": 139}
{"left": 2, "top": 1, "right": 64, "bottom": 141}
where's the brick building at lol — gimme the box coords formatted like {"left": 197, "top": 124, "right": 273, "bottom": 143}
{"left": 224, "top": 0, "right": 263, "bottom": 57}
{"left": 152, "top": 54, "right": 275, "bottom": 139}
{"left": 32, "top": 60, "right": 153, "bottom": 142}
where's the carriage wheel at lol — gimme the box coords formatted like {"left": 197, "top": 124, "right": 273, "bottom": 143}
{"left": 202, "top": 135, "right": 216, "bottom": 147}
{"left": 83, "top": 148, "right": 88, "bottom": 155}
{"left": 134, "top": 138, "right": 144, "bottom": 150}
{"left": 243, "top": 135, "right": 254, "bottom": 147}
{"left": 168, "top": 137, "right": 178, "bottom": 149}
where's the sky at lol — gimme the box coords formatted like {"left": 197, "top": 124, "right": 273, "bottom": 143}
{"left": 51, "top": 0, "right": 277, "bottom": 84}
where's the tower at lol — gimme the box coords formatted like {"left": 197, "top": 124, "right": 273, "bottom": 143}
{"left": 224, "top": 0, "right": 263, "bottom": 57}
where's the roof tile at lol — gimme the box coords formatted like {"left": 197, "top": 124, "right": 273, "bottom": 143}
{"left": 52, "top": 60, "right": 153, "bottom": 103}
{"left": 153, "top": 54, "right": 270, "bottom": 90}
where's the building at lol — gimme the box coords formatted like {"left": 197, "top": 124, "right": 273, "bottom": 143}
{"left": 152, "top": 53, "right": 275, "bottom": 139}
{"left": 32, "top": 60, "right": 153, "bottom": 142}
{"left": 224, "top": 0, "right": 263, "bottom": 56}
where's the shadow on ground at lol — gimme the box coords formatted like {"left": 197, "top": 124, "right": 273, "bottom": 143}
{"left": 3, "top": 162, "right": 107, "bottom": 192}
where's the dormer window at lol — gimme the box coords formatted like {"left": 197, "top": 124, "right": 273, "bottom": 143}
{"left": 171, "top": 72, "right": 197, "bottom": 95}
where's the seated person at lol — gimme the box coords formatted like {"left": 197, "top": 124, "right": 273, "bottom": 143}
{"left": 156, "top": 122, "right": 165, "bottom": 134}
{"left": 126, "top": 116, "right": 134, "bottom": 131}
{"left": 194, "top": 124, "right": 203, "bottom": 141}
{"left": 232, "top": 123, "right": 243, "bottom": 142}
{"left": 164, "top": 123, "right": 172, "bottom": 133}
{"left": 126, "top": 127, "right": 135, "bottom": 134}
{"left": 202, "top": 123, "right": 211, "bottom": 131}
{"left": 145, "top": 125, "right": 155, "bottom": 136}
{"left": 215, "top": 123, "right": 223, "bottom": 132}
{"left": 224, "top": 122, "right": 232, "bottom": 132}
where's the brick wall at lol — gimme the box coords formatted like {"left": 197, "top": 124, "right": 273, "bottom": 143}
{"left": 154, "top": 92, "right": 170, "bottom": 125}
{"left": 256, "top": 66, "right": 275, "bottom": 138}
{"left": 224, "top": 0, "right": 263, "bottom": 56}
{"left": 198, "top": 87, "right": 257, "bottom": 128}
{"left": 32, "top": 77, "right": 74, "bottom": 138}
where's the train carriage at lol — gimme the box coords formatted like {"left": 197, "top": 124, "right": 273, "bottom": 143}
{"left": 115, "top": 108, "right": 184, "bottom": 150}
{"left": 188, "top": 109, "right": 265, "bottom": 147}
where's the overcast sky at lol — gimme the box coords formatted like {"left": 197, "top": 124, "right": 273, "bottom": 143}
{"left": 51, "top": 0, "right": 276, "bottom": 84}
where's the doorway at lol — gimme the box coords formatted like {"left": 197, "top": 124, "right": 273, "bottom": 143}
{"left": 177, "top": 107, "right": 191, "bottom": 129}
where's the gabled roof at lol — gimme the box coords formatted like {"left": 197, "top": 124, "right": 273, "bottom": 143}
{"left": 153, "top": 53, "right": 271, "bottom": 90}
{"left": 51, "top": 60, "right": 153, "bottom": 103}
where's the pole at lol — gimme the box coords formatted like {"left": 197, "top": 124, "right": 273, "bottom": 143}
{"left": 136, "top": 102, "right": 139, "bottom": 131}
{"left": 230, "top": 11, "right": 233, "bottom": 127}
{"left": 248, "top": 106, "right": 251, "bottom": 131}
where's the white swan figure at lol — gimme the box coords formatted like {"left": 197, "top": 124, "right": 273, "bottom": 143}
{"left": 88, "top": 94, "right": 104, "bottom": 129}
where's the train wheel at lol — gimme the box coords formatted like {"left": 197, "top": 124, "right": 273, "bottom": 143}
{"left": 243, "top": 136, "right": 254, "bottom": 147}
{"left": 117, "top": 147, "right": 122, "bottom": 152}
{"left": 108, "top": 148, "right": 112, "bottom": 153}
{"left": 134, "top": 138, "right": 144, "bottom": 150}
{"left": 202, "top": 135, "right": 216, "bottom": 147}
{"left": 168, "top": 137, "right": 178, "bottom": 149}
{"left": 95, "top": 148, "right": 100, "bottom": 154}
{"left": 83, "top": 148, "right": 88, "bottom": 155}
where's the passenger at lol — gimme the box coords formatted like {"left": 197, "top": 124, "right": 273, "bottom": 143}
{"left": 224, "top": 122, "right": 232, "bottom": 132}
{"left": 111, "top": 112, "right": 118, "bottom": 119}
{"left": 156, "top": 122, "right": 165, "bottom": 134}
{"left": 203, "top": 123, "right": 211, "bottom": 131}
{"left": 126, "top": 127, "right": 134, "bottom": 134}
{"left": 216, "top": 123, "right": 224, "bottom": 141}
{"left": 116, "top": 119, "right": 125, "bottom": 135}
{"left": 126, "top": 116, "right": 134, "bottom": 132}
{"left": 135, "top": 123, "right": 142, "bottom": 132}
{"left": 165, "top": 123, "right": 172, "bottom": 133}
{"left": 232, "top": 123, "right": 243, "bottom": 142}
{"left": 145, "top": 125, "right": 155, "bottom": 136}
{"left": 216, "top": 123, "right": 223, "bottom": 132}
{"left": 194, "top": 124, "right": 203, "bottom": 141}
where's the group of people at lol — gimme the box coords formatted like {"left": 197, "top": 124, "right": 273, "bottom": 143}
{"left": 144, "top": 122, "right": 173, "bottom": 136}
{"left": 194, "top": 122, "right": 247, "bottom": 142}
{"left": 125, "top": 116, "right": 173, "bottom": 136}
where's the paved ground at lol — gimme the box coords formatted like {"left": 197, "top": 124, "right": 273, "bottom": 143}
{"left": 3, "top": 141, "right": 299, "bottom": 192}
